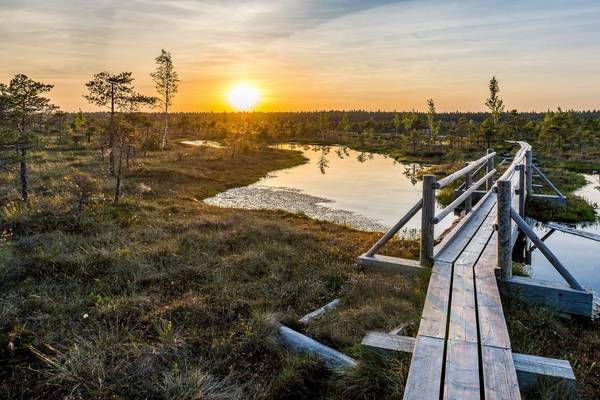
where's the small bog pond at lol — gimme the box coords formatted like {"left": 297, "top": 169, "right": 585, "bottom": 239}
{"left": 205, "top": 144, "right": 456, "bottom": 235}
{"left": 530, "top": 174, "right": 600, "bottom": 292}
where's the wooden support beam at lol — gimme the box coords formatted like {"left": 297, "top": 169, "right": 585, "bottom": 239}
{"left": 299, "top": 299, "right": 340, "bottom": 324}
{"left": 420, "top": 175, "right": 436, "bottom": 267}
{"left": 517, "top": 164, "right": 526, "bottom": 217}
{"left": 357, "top": 254, "right": 426, "bottom": 274}
{"left": 278, "top": 325, "right": 357, "bottom": 369}
{"left": 513, "top": 353, "right": 575, "bottom": 394}
{"left": 365, "top": 199, "right": 423, "bottom": 257}
{"left": 486, "top": 148, "right": 495, "bottom": 191}
{"left": 526, "top": 150, "right": 533, "bottom": 194}
{"left": 499, "top": 276, "right": 593, "bottom": 317}
{"left": 530, "top": 193, "right": 567, "bottom": 206}
{"left": 511, "top": 208, "right": 584, "bottom": 291}
{"left": 464, "top": 163, "right": 472, "bottom": 213}
{"left": 497, "top": 180, "right": 512, "bottom": 280}
{"left": 362, "top": 332, "right": 575, "bottom": 394}
{"left": 546, "top": 222, "right": 600, "bottom": 242}
{"left": 532, "top": 164, "right": 565, "bottom": 198}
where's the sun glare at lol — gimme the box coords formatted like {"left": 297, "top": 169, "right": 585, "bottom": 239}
{"left": 227, "top": 84, "right": 261, "bottom": 111}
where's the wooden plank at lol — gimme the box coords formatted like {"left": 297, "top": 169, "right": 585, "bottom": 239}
{"left": 448, "top": 264, "right": 478, "bottom": 343}
{"left": 361, "top": 331, "right": 415, "bottom": 353}
{"left": 530, "top": 193, "right": 566, "bottom": 206}
{"left": 444, "top": 339, "right": 480, "bottom": 400}
{"left": 435, "top": 191, "right": 496, "bottom": 263}
{"left": 475, "top": 264, "right": 511, "bottom": 349}
{"left": 278, "top": 325, "right": 356, "bottom": 369}
{"left": 417, "top": 261, "right": 452, "bottom": 339}
{"left": 482, "top": 345, "right": 521, "bottom": 400}
{"left": 546, "top": 222, "right": 600, "bottom": 242}
{"left": 299, "top": 299, "right": 340, "bottom": 324}
{"left": 403, "top": 336, "right": 445, "bottom": 400}
{"left": 357, "top": 332, "right": 573, "bottom": 396}
{"left": 357, "top": 254, "right": 426, "bottom": 274}
{"left": 513, "top": 353, "right": 575, "bottom": 392}
{"left": 499, "top": 276, "right": 594, "bottom": 317}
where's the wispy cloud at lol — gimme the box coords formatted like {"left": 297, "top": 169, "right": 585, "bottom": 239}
{"left": 1, "top": 0, "right": 599, "bottom": 111}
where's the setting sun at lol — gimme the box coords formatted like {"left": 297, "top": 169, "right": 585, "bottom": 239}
{"left": 227, "top": 84, "right": 261, "bottom": 111}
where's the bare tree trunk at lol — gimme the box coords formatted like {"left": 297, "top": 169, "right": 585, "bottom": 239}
{"left": 108, "top": 84, "right": 115, "bottom": 175}
{"left": 161, "top": 106, "right": 168, "bottom": 150}
{"left": 114, "top": 142, "right": 124, "bottom": 204}
{"left": 19, "top": 146, "right": 28, "bottom": 202}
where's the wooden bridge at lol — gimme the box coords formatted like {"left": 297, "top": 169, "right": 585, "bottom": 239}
{"left": 358, "top": 141, "right": 596, "bottom": 399}
{"left": 276, "top": 141, "right": 596, "bottom": 399}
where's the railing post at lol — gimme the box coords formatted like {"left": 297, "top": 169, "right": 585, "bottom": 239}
{"left": 486, "top": 148, "right": 495, "bottom": 191}
{"left": 497, "top": 180, "right": 512, "bottom": 280}
{"left": 525, "top": 149, "right": 533, "bottom": 194}
{"left": 464, "top": 162, "right": 472, "bottom": 213}
{"left": 420, "top": 175, "right": 436, "bottom": 268}
{"left": 517, "top": 164, "right": 526, "bottom": 217}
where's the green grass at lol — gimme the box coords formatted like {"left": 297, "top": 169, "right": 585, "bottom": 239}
{"left": 0, "top": 138, "right": 425, "bottom": 399}
{"left": 1, "top": 136, "right": 599, "bottom": 399}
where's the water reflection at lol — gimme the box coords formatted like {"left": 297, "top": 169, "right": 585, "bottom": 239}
{"left": 530, "top": 173, "right": 600, "bottom": 292}
{"left": 205, "top": 144, "right": 456, "bottom": 234}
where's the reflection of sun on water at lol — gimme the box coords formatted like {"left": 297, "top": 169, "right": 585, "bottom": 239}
{"left": 227, "top": 83, "right": 261, "bottom": 111}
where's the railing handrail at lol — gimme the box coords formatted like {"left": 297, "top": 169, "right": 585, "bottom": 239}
{"left": 364, "top": 199, "right": 423, "bottom": 257}
{"left": 435, "top": 151, "right": 496, "bottom": 189}
{"left": 432, "top": 168, "right": 496, "bottom": 224}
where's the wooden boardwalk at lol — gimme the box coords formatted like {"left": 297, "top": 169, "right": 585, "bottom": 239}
{"left": 357, "top": 142, "right": 592, "bottom": 399}
{"left": 280, "top": 142, "right": 591, "bottom": 399}
{"left": 401, "top": 144, "right": 527, "bottom": 400}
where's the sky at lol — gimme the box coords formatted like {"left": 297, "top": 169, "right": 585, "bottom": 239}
{"left": 1, "top": 0, "right": 599, "bottom": 112}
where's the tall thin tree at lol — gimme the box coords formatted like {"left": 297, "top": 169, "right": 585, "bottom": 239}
{"left": 485, "top": 76, "right": 505, "bottom": 125}
{"left": 151, "top": 49, "right": 179, "bottom": 150}
{"left": 84, "top": 72, "right": 155, "bottom": 174}
{"left": 4, "top": 74, "right": 54, "bottom": 201}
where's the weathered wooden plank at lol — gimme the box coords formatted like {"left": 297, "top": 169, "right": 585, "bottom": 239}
{"left": 530, "top": 193, "right": 566, "bottom": 206}
{"left": 361, "top": 331, "right": 415, "bottom": 353}
{"left": 357, "top": 332, "right": 573, "bottom": 396}
{"left": 444, "top": 339, "right": 480, "bottom": 400}
{"left": 475, "top": 264, "right": 511, "bottom": 349}
{"left": 448, "top": 264, "right": 478, "bottom": 343}
{"left": 417, "top": 261, "right": 452, "bottom": 339}
{"left": 299, "top": 299, "right": 340, "bottom": 324}
{"left": 482, "top": 345, "right": 521, "bottom": 400}
{"left": 278, "top": 325, "right": 356, "bottom": 369}
{"left": 403, "top": 335, "right": 445, "bottom": 400}
{"left": 357, "top": 254, "right": 426, "bottom": 274}
{"left": 435, "top": 191, "right": 496, "bottom": 263}
{"left": 499, "top": 276, "right": 594, "bottom": 317}
{"left": 546, "top": 222, "right": 600, "bottom": 242}
{"left": 512, "top": 353, "right": 575, "bottom": 393}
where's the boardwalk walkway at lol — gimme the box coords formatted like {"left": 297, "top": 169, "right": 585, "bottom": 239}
{"left": 402, "top": 143, "right": 529, "bottom": 400}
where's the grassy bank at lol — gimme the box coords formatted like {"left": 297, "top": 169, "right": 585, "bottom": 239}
{"left": 0, "top": 140, "right": 425, "bottom": 399}
{"left": 1, "top": 138, "right": 598, "bottom": 399}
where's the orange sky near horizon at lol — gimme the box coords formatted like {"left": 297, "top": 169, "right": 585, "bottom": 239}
{"left": 2, "top": 0, "right": 599, "bottom": 113}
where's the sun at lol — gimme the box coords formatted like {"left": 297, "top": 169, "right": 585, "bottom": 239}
{"left": 227, "top": 83, "right": 261, "bottom": 111}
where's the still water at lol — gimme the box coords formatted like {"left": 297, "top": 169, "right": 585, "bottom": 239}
{"left": 205, "top": 144, "right": 456, "bottom": 235}
{"left": 530, "top": 174, "right": 600, "bottom": 292}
